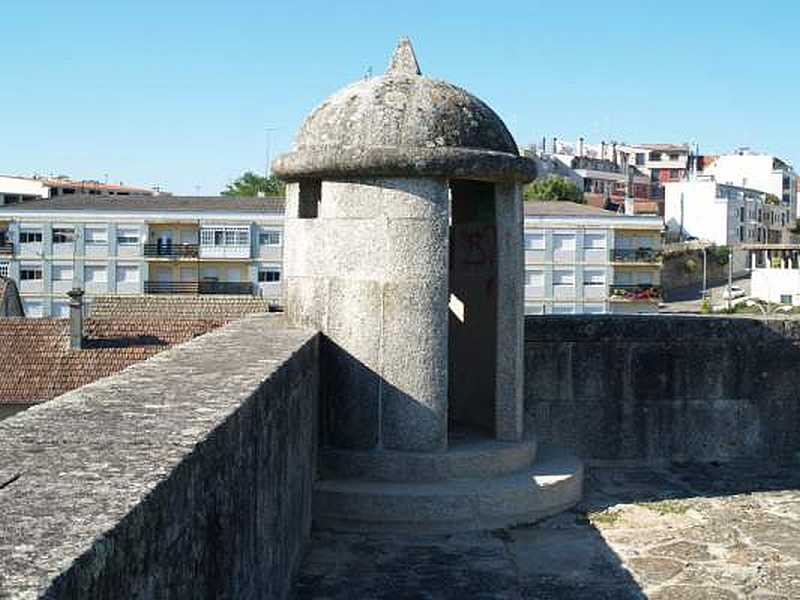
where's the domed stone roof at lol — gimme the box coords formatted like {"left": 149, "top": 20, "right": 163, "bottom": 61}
{"left": 273, "top": 39, "right": 535, "bottom": 182}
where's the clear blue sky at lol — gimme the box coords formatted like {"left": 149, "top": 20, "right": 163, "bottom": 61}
{"left": 1, "top": 0, "right": 797, "bottom": 195}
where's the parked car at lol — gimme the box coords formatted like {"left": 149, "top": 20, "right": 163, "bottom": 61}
{"left": 722, "top": 285, "right": 746, "bottom": 300}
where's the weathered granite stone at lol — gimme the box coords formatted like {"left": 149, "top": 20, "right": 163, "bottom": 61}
{"left": 0, "top": 316, "right": 318, "bottom": 599}
{"left": 273, "top": 38, "right": 535, "bottom": 183}
{"left": 524, "top": 315, "right": 800, "bottom": 463}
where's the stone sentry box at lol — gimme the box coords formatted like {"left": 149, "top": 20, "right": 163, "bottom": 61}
{"left": 274, "top": 39, "right": 582, "bottom": 532}
{"left": 274, "top": 39, "right": 534, "bottom": 453}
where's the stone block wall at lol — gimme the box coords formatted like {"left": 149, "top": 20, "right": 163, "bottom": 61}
{"left": 0, "top": 316, "right": 318, "bottom": 599}
{"left": 525, "top": 315, "right": 800, "bottom": 464}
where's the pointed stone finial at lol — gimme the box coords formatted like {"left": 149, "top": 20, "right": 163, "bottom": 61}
{"left": 388, "top": 37, "right": 421, "bottom": 76}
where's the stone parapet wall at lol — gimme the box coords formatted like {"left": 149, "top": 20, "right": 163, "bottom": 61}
{"left": 0, "top": 315, "right": 318, "bottom": 599}
{"left": 525, "top": 315, "right": 800, "bottom": 464}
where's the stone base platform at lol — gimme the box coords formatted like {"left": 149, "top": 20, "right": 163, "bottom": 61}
{"left": 314, "top": 436, "right": 583, "bottom": 533}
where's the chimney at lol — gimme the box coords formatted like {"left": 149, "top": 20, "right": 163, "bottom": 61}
{"left": 67, "top": 288, "right": 84, "bottom": 350}
{"left": 601, "top": 141, "right": 606, "bottom": 160}
{"left": 578, "top": 137, "right": 584, "bottom": 157}
{"left": 552, "top": 137, "right": 557, "bottom": 153}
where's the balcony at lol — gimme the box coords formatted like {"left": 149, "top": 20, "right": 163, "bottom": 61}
{"left": 609, "top": 284, "right": 662, "bottom": 302}
{"left": 143, "top": 243, "right": 199, "bottom": 259}
{"left": 611, "top": 248, "right": 662, "bottom": 264}
{"left": 0, "top": 242, "right": 12, "bottom": 256}
{"left": 199, "top": 244, "right": 250, "bottom": 259}
{"left": 144, "top": 281, "right": 254, "bottom": 295}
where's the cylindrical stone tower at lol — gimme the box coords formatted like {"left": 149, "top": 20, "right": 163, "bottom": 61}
{"left": 274, "top": 38, "right": 535, "bottom": 453}
{"left": 273, "top": 38, "right": 582, "bottom": 533}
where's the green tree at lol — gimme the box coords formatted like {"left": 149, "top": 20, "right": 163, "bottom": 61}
{"left": 524, "top": 175, "right": 585, "bottom": 203}
{"left": 222, "top": 172, "right": 285, "bottom": 197}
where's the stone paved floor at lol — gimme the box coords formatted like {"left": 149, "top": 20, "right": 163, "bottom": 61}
{"left": 292, "top": 460, "right": 800, "bottom": 599}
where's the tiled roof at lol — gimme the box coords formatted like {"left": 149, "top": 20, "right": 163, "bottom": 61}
{"left": 40, "top": 178, "right": 155, "bottom": 194}
{"left": 524, "top": 201, "right": 618, "bottom": 217}
{"left": 0, "top": 194, "right": 286, "bottom": 214}
{"left": 89, "top": 295, "right": 275, "bottom": 320}
{"left": 0, "top": 318, "right": 224, "bottom": 405}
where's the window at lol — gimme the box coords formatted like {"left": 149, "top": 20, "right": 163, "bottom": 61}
{"left": 524, "top": 232, "right": 545, "bottom": 251}
{"left": 525, "top": 269, "right": 544, "bottom": 287}
{"left": 19, "top": 230, "right": 42, "bottom": 244}
{"left": 116, "top": 265, "right": 140, "bottom": 284}
{"left": 553, "top": 233, "right": 576, "bottom": 252}
{"left": 259, "top": 230, "right": 281, "bottom": 246}
{"left": 51, "top": 264, "right": 73, "bottom": 281}
{"left": 117, "top": 227, "right": 140, "bottom": 245}
{"left": 52, "top": 227, "right": 75, "bottom": 243}
{"left": 298, "top": 179, "right": 321, "bottom": 218}
{"left": 583, "top": 303, "right": 605, "bottom": 314}
{"left": 551, "top": 303, "right": 575, "bottom": 314}
{"left": 553, "top": 269, "right": 575, "bottom": 286}
{"left": 84, "top": 265, "right": 108, "bottom": 283}
{"left": 258, "top": 268, "right": 281, "bottom": 282}
{"left": 20, "top": 266, "right": 43, "bottom": 280}
{"left": 583, "top": 269, "right": 606, "bottom": 286}
{"left": 524, "top": 303, "right": 544, "bottom": 315}
{"left": 0, "top": 262, "right": 8, "bottom": 278}
{"left": 635, "top": 153, "right": 645, "bottom": 166}
{"left": 52, "top": 301, "right": 69, "bottom": 318}
{"left": 669, "top": 169, "right": 680, "bottom": 181}
{"left": 22, "top": 299, "right": 43, "bottom": 318}
{"left": 85, "top": 226, "right": 108, "bottom": 245}
{"left": 584, "top": 231, "right": 606, "bottom": 250}
{"left": 200, "top": 227, "right": 249, "bottom": 246}
{"left": 781, "top": 294, "right": 792, "bottom": 305}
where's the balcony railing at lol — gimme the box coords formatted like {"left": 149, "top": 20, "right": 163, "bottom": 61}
{"left": 199, "top": 244, "right": 250, "bottom": 259}
{"left": 611, "top": 248, "right": 662, "bottom": 263}
{"left": 143, "top": 243, "right": 199, "bottom": 258}
{"left": 0, "top": 242, "right": 12, "bottom": 255}
{"left": 609, "top": 284, "right": 662, "bottom": 302}
{"left": 144, "top": 281, "right": 254, "bottom": 295}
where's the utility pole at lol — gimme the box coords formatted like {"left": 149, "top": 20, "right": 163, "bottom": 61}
{"left": 702, "top": 244, "right": 707, "bottom": 300}
{"left": 727, "top": 246, "right": 733, "bottom": 311}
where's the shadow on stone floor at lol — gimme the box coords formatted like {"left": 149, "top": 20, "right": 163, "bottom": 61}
{"left": 292, "top": 460, "right": 800, "bottom": 600}
{"left": 580, "top": 459, "right": 800, "bottom": 512}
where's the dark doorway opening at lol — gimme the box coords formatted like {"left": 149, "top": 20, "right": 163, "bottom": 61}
{"left": 448, "top": 180, "right": 497, "bottom": 439}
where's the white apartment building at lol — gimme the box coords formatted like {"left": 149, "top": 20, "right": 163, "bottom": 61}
{"left": 746, "top": 244, "right": 800, "bottom": 306}
{"left": 699, "top": 150, "right": 797, "bottom": 217}
{"left": 0, "top": 195, "right": 284, "bottom": 317}
{"left": 524, "top": 202, "right": 663, "bottom": 314}
{"left": 0, "top": 176, "right": 48, "bottom": 205}
{"left": 664, "top": 177, "right": 793, "bottom": 246}
{"left": 0, "top": 175, "right": 157, "bottom": 205}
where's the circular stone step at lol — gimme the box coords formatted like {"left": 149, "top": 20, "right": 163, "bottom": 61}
{"left": 313, "top": 451, "right": 583, "bottom": 534}
{"left": 320, "top": 434, "right": 538, "bottom": 483}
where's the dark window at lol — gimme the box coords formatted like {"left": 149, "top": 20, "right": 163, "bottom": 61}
{"left": 20, "top": 231, "right": 43, "bottom": 243}
{"left": 258, "top": 269, "right": 281, "bottom": 282}
{"left": 298, "top": 179, "right": 321, "bottom": 219}
{"left": 259, "top": 231, "right": 281, "bottom": 245}
{"left": 53, "top": 227, "right": 75, "bottom": 243}
{"left": 20, "top": 267, "right": 43, "bottom": 280}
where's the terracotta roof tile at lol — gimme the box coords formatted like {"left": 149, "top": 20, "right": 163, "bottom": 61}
{"left": 89, "top": 295, "right": 274, "bottom": 320}
{"left": 0, "top": 317, "right": 224, "bottom": 406}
